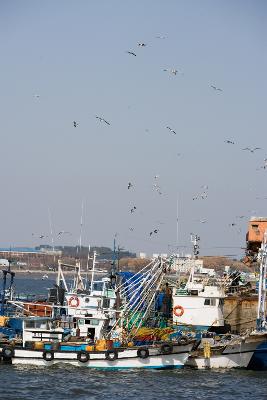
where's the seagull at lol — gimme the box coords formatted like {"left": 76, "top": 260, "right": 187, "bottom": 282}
{"left": 73, "top": 121, "right": 78, "bottom": 128}
{"left": 210, "top": 85, "right": 223, "bottom": 92}
{"left": 58, "top": 231, "right": 72, "bottom": 236}
{"left": 155, "top": 35, "right": 166, "bottom": 39}
{"left": 126, "top": 51, "right": 137, "bottom": 57}
{"left": 229, "top": 223, "right": 236, "bottom": 227}
{"left": 154, "top": 175, "right": 160, "bottom": 179}
{"left": 236, "top": 215, "right": 245, "bottom": 219}
{"left": 225, "top": 140, "right": 235, "bottom": 144}
{"left": 153, "top": 229, "right": 158, "bottom": 234}
{"left": 33, "top": 94, "right": 40, "bottom": 99}
{"left": 128, "top": 182, "right": 133, "bottom": 190}
{"left": 242, "top": 147, "right": 261, "bottom": 153}
{"left": 138, "top": 43, "right": 146, "bottom": 47}
{"left": 166, "top": 126, "right": 176, "bottom": 135}
{"left": 129, "top": 227, "right": 134, "bottom": 231}
{"left": 163, "top": 68, "right": 183, "bottom": 76}
{"left": 130, "top": 206, "right": 137, "bottom": 214}
{"left": 95, "top": 116, "right": 110, "bottom": 125}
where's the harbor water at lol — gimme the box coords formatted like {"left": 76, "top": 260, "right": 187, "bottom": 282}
{"left": 1, "top": 365, "right": 267, "bottom": 400}
{"left": 1, "top": 275, "right": 267, "bottom": 400}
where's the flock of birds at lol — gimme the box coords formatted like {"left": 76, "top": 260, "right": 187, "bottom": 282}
{"left": 32, "top": 35, "right": 265, "bottom": 251}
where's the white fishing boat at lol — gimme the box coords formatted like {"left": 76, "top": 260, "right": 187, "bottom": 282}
{"left": 0, "top": 339, "right": 194, "bottom": 369}
{"left": 172, "top": 266, "right": 225, "bottom": 331}
{"left": 186, "top": 331, "right": 267, "bottom": 369}
{"left": 0, "top": 255, "right": 196, "bottom": 369}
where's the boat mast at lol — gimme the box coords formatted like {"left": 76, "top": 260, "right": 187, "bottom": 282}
{"left": 256, "top": 230, "right": 267, "bottom": 331}
{"left": 90, "top": 250, "right": 97, "bottom": 293}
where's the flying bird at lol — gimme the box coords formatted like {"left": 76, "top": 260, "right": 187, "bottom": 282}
{"left": 242, "top": 147, "right": 261, "bottom": 153}
{"left": 130, "top": 206, "right": 137, "bottom": 214}
{"left": 73, "top": 121, "right": 78, "bottom": 128}
{"left": 163, "top": 68, "right": 183, "bottom": 76}
{"left": 129, "top": 227, "right": 134, "bottom": 231}
{"left": 58, "top": 231, "right": 72, "bottom": 236}
{"left": 210, "top": 85, "right": 223, "bottom": 92}
{"left": 95, "top": 116, "right": 110, "bottom": 125}
{"left": 225, "top": 140, "right": 235, "bottom": 145}
{"left": 33, "top": 94, "right": 40, "bottom": 99}
{"left": 166, "top": 126, "right": 176, "bottom": 135}
{"left": 150, "top": 229, "right": 159, "bottom": 236}
{"left": 128, "top": 182, "right": 133, "bottom": 190}
{"left": 155, "top": 35, "right": 166, "bottom": 39}
{"left": 126, "top": 51, "right": 137, "bottom": 57}
{"left": 138, "top": 43, "right": 146, "bottom": 47}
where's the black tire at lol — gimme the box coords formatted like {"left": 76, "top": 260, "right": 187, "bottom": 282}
{"left": 77, "top": 351, "right": 90, "bottom": 363}
{"left": 137, "top": 347, "right": 149, "bottom": 359}
{"left": 160, "top": 343, "right": 173, "bottom": 355}
{"left": 105, "top": 349, "right": 118, "bottom": 362}
{"left": 177, "top": 335, "right": 189, "bottom": 345}
{"left": 2, "top": 346, "right": 14, "bottom": 360}
{"left": 42, "top": 350, "right": 54, "bottom": 361}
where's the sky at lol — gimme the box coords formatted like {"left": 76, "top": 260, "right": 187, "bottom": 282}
{"left": 0, "top": 0, "right": 266, "bottom": 258}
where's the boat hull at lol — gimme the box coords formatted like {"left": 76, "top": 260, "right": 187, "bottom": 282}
{"left": 248, "top": 340, "right": 267, "bottom": 370}
{"left": 186, "top": 337, "right": 264, "bottom": 369}
{"left": 1, "top": 343, "right": 193, "bottom": 370}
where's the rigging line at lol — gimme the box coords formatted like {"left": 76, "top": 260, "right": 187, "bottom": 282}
{"left": 119, "top": 265, "right": 161, "bottom": 314}
{"left": 119, "top": 262, "right": 159, "bottom": 296}
{"left": 131, "top": 272, "right": 165, "bottom": 337}
{"left": 110, "top": 261, "right": 162, "bottom": 333}
{"left": 119, "top": 270, "right": 151, "bottom": 296}
{"left": 122, "top": 267, "right": 161, "bottom": 315}
{"left": 127, "top": 271, "right": 163, "bottom": 328}
{"left": 121, "top": 265, "right": 163, "bottom": 319}
{"left": 115, "top": 259, "right": 155, "bottom": 291}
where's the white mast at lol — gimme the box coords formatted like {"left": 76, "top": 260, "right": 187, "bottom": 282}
{"left": 257, "top": 230, "right": 267, "bottom": 331}
{"left": 90, "top": 251, "right": 97, "bottom": 293}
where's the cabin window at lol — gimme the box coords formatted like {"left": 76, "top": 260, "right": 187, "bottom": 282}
{"left": 93, "top": 282, "right": 104, "bottom": 291}
{"left": 252, "top": 224, "right": 259, "bottom": 229}
{"left": 102, "top": 298, "right": 110, "bottom": 308}
{"left": 204, "top": 298, "right": 216, "bottom": 306}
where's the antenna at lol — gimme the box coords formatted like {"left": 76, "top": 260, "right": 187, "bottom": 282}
{"left": 77, "top": 199, "right": 84, "bottom": 259}
{"left": 190, "top": 233, "right": 200, "bottom": 259}
{"left": 48, "top": 208, "right": 55, "bottom": 263}
{"left": 176, "top": 195, "right": 179, "bottom": 253}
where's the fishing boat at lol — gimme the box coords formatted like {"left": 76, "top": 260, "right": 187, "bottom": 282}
{"left": 186, "top": 331, "right": 267, "bottom": 369}
{"left": 0, "top": 255, "right": 195, "bottom": 369}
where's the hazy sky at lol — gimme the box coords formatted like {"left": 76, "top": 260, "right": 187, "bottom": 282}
{"left": 0, "top": 0, "right": 266, "bottom": 257}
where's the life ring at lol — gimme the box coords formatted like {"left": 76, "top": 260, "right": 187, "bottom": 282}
{"left": 68, "top": 296, "right": 80, "bottom": 308}
{"left": 77, "top": 351, "right": 90, "bottom": 363}
{"left": 173, "top": 305, "right": 184, "bottom": 317}
{"left": 137, "top": 347, "right": 149, "bottom": 359}
{"left": 42, "top": 350, "right": 54, "bottom": 361}
{"left": 2, "top": 346, "right": 14, "bottom": 360}
{"left": 105, "top": 349, "right": 118, "bottom": 361}
{"left": 160, "top": 343, "right": 173, "bottom": 355}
